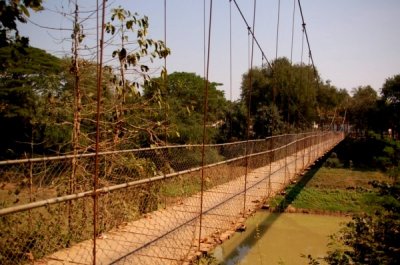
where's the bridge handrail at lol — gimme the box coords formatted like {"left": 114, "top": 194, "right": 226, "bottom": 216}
{"left": 0, "top": 131, "right": 342, "bottom": 216}
{"left": 0, "top": 131, "right": 321, "bottom": 166}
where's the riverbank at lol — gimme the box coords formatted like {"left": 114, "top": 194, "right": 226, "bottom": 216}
{"left": 207, "top": 153, "right": 393, "bottom": 265}
{"left": 269, "top": 165, "right": 391, "bottom": 215}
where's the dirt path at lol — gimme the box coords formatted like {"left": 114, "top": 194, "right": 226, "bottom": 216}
{"left": 38, "top": 137, "right": 341, "bottom": 265}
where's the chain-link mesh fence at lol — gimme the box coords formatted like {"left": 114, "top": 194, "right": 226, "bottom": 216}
{"left": 0, "top": 132, "right": 343, "bottom": 264}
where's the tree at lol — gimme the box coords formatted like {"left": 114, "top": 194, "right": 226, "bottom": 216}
{"left": 216, "top": 101, "right": 247, "bottom": 142}
{"left": 240, "top": 58, "right": 330, "bottom": 137}
{"left": 323, "top": 180, "right": 400, "bottom": 265}
{"left": 348, "top": 86, "right": 379, "bottom": 134}
{"left": 381, "top": 74, "right": 400, "bottom": 138}
{"left": 105, "top": 6, "right": 170, "bottom": 148}
{"left": 144, "top": 72, "right": 228, "bottom": 144}
{"left": 382, "top": 74, "right": 400, "bottom": 104}
{"left": 0, "top": 46, "right": 64, "bottom": 158}
{"left": 316, "top": 82, "right": 349, "bottom": 129}
{"left": 0, "top": 0, "right": 43, "bottom": 53}
{"left": 253, "top": 104, "right": 285, "bottom": 138}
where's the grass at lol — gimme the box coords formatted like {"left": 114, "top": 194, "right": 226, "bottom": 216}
{"left": 270, "top": 166, "right": 392, "bottom": 214}
{"left": 290, "top": 188, "right": 380, "bottom": 213}
{"left": 305, "top": 167, "right": 390, "bottom": 189}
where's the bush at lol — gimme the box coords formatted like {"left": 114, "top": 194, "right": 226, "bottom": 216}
{"left": 305, "top": 180, "right": 400, "bottom": 265}
{"left": 324, "top": 153, "right": 343, "bottom": 168}
{"left": 388, "top": 165, "right": 400, "bottom": 181}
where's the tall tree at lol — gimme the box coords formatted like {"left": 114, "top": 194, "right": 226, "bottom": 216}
{"left": 240, "top": 58, "right": 324, "bottom": 137}
{"left": 145, "top": 72, "right": 228, "bottom": 144}
{"left": 316, "top": 81, "right": 350, "bottom": 129}
{"left": 348, "top": 86, "right": 379, "bottom": 134}
{"left": 0, "top": 46, "right": 64, "bottom": 158}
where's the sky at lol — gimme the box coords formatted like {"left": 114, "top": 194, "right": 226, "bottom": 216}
{"left": 19, "top": 0, "right": 400, "bottom": 101}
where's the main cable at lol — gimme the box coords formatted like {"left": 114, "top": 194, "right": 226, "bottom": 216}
{"left": 232, "top": 0, "right": 272, "bottom": 69}
{"left": 298, "top": 0, "right": 321, "bottom": 132}
{"left": 297, "top": 0, "right": 317, "bottom": 77}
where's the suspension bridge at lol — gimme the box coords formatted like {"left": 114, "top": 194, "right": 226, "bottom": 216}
{"left": 0, "top": 132, "right": 343, "bottom": 264}
{"left": 0, "top": 0, "right": 349, "bottom": 264}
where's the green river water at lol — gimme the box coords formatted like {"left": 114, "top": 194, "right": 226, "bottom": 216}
{"left": 213, "top": 212, "right": 349, "bottom": 265}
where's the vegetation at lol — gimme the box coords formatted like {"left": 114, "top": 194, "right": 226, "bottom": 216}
{"left": 348, "top": 74, "right": 400, "bottom": 137}
{"left": 291, "top": 136, "right": 400, "bottom": 265}
{"left": 262, "top": 134, "right": 400, "bottom": 264}
{"left": 320, "top": 136, "right": 400, "bottom": 265}
{"left": 144, "top": 72, "right": 228, "bottom": 144}
{"left": 270, "top": 158, "right": 391, "bottom": 214}
{"left": 1, "top": 1, "right": 400, "bottom": 264}
{"left": 320, "top": 180, "right": 400, "bottom": 265}
{"left": 0, "top": 1, "right": 398, "bottom": 154}
{"left": 0, "top": 0, "right": 43, "bottom": 48}
{"left": 0, "top": 46, "right": 65, "bottom": 157}
{"left": 0, "top": 51, "right": 356, "bottom": 158}
{"left": 237, "top": 58, "right": 349, "bottom": 139}
{"left": 0, "top": 6, "right": 170, "bottom": 159}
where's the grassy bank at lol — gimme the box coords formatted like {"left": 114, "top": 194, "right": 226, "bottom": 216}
{"left": 270, "top": 165, "right": 392, "bottom": 215}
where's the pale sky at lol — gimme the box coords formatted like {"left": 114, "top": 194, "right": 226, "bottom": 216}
{"left": 20, "top": 0, "right": 400, "bottom": 100}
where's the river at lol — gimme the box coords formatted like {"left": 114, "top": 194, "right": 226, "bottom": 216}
{"left": 213, "top": 212, "right": 349, "bottom": 265}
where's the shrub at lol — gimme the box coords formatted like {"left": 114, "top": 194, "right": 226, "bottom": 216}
{"left": 324, "top": 153, "right": 343, "bottom": 168}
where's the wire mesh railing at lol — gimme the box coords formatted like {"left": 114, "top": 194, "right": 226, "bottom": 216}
{"left": 0, "top": 131, "right": 343, "bottom": 264}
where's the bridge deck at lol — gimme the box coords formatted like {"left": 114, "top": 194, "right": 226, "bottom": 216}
{"left": 37, "top": 139, "right": 339, "bottom": 265}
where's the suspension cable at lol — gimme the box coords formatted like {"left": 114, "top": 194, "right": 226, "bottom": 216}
{"left": 329, "top": 107, "right": 337, "bottom": 130}
{"left": 243, "top": 0, "right": 257, "bottom": 216}
{"left": 297, "top": 0, "right": 317, "bottom": 77}
{"left": 290, "top": 0, "right": 296, "bottom": 63}
{"left": 164, "top": 0, "right": 168, "bottom": 145}
{"left": 300, "top": 26, "right": 305, "bottom": 66}
{"left": 342, "top": 108, "right": 347, "bottom": 132}
{"left": 94, "top": 0, "right": 107, "bottom": 263}
{"left": 275, "top": 0, "right": 281, "bottom": 60}
{"left": 298, "top": 0, "right": 321, "bottom": 132}
{"left": 199, "top": 0, "right": 213, "bottom": 248}
{"left": 248, "top": 28, "right": 251, "bottom": 69}
{"left": 229, "top": 0, "right": 233, "bottom": 101}
{"left": 203, "top": 0, "right": 206, "bottom": 78}
{"left": 232, "top": 0, "right": 271, "bottom": 69}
